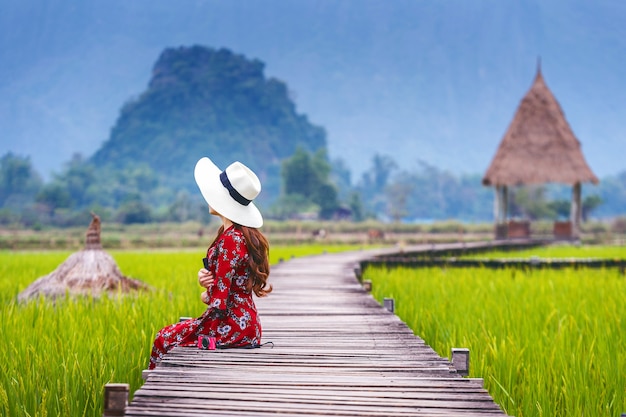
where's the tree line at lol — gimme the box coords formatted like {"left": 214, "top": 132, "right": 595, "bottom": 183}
{"left": 1, "top": 150, "right": 617, "bottom": 229}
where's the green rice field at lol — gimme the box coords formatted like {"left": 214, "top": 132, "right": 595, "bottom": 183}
{"left": 2, "top": 243, "right": 625, "bottom": 416}
{"left": 0, "top": 244, "right": 364, "bottom": 417}
{"left": 365, "top": 245, "right": 626, "bottom": 416}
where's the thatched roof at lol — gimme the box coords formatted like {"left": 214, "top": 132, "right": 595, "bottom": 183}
{"left": 18, "top": 214, "right": 149, "bottom": 302}
{"left": 483, "top": 66, "right": 599, "bottom": 187}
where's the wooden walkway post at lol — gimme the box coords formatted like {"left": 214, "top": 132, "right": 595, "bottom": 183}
{"left": 102, "top": 383, "right": 128, "bottom": 416}
{"left": 124, "top": 245, "right": 510, "bottom": 416}
{"left": 383, "top": 297, "right": 395, "bottom": 313}
{"left": 451, "top": 348, "right": 470, "bottom": 377}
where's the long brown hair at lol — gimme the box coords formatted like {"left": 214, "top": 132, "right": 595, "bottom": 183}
{"left": 212, "top": 224, "right": 272, "bottom": 297}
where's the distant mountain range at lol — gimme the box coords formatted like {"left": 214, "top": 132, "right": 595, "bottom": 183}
{"left": 1, "top": 0, "right": 624, "bottom": 181}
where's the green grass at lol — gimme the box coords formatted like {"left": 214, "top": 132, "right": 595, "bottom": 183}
{"left": 0, "top": 243, "right": 367, "bottom": 417}
{"left": 364, "top": 264, "right": 626, "bottom": 416}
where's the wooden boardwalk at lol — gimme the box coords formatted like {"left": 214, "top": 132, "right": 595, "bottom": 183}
{"left": 125, "top": 247, "right": 509, "bottom": 416}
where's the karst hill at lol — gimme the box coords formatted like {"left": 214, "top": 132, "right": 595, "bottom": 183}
{"left": 91, "top": 45, "right": 327, "bottom": 202}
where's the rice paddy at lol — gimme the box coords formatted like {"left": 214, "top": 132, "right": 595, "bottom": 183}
{"left": 364, "top": 245, "right": 626, "bottom": 416}
{"left": 2, "top": 243, "right": 624, "bottom": 416}
{"left": 0, "top": 244, "right": 363, "bottom": 417}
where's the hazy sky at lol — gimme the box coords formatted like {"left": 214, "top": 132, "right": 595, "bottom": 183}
{"left": 1, "top": 0, "right": 624, "bottom": 180}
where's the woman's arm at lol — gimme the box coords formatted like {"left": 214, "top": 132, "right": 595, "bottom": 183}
{"left": 207, "top": 232, "right": 247, "bottom": 314}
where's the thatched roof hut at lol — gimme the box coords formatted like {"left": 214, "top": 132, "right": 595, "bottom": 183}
{"left": 483, "top": 64, "right": 598, "bottom": 239}
{"left": 483, "top": 66, "right": 598, "bottom": 187}
{"left": 18, "top": 214, "right": 149, "bottom": 302}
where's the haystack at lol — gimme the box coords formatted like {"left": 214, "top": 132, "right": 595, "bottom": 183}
{"left": 18, "top": 213, "right": 149, "bottom": 302}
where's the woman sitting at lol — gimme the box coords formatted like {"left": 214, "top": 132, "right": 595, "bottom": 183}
{"left": 149, "top": 157, "right": 271, "bottom": 369}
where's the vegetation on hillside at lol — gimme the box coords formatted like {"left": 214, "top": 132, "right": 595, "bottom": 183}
{"left": 92, "top": 46, "right": 327, "bottom": 202}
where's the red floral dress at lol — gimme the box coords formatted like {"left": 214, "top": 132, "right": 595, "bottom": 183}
{"left": 149, "top": 225, "right": 262, "bottom": 369}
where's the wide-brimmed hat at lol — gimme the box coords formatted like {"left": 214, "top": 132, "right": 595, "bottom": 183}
{"left": 194, "top": 157, "right": 263, "bottom": 228}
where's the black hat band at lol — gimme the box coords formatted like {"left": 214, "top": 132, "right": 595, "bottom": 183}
{"left": 220, "top": 171, "right": 252, "bottom": 206}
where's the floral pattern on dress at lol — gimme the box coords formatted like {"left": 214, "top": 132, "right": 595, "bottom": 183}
{"left": 149, "top": 225, "right": 262, "bottom": 369}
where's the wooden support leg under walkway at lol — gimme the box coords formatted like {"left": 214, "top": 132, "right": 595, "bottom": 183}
{"left": 125, "top": 247, "right": 510, "bottom": 416}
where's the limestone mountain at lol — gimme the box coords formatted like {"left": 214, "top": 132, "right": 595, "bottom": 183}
{"left": 91, "top": 45, "right": 327, "bottom": 203}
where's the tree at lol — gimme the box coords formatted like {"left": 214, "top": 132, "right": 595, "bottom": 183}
{"left": 315, "top": 182, "right": 340, "bottom": 220}
{"left": 280, "top": 147, "right": 339, "bottom": 219}
{"left": 357, "top": 154, "right": 398, "bottom": 216}
{"left": 269, "top": 194, "right": 315, "bottom": 220}
{"left": 359, "top": 154, "right": 397, "bottom": 194}
{"left": 36, "top": 183, "right": 72, "bottom": 214}
{"left": 116, "top": 197, "right": 152, "bottom": 224}
{"left": 592, "top": 172, "right": 626, "bottom": 218}
{"left": 61, "top": 154, "right": 98, "bottom": 206}
{"left": 509, "top": 185, "right": 556, "bottom": 220}
{"left": 330, "top": 158, "right": 352, "bottom": 201}
{"left": 582, "top": 195, "right": 602, "bottom": 221}
{"left": 347, "top": 192, "right": 365, "bottom": 222}
{"left": 547, "top": 199, "right": 571, "bottom": 220}
{"left": 507, "top": 186, "right": 603, "bottom": 222}
{"left": 37, "top": 154, "right": 97, "bottom": 211}
{"left": 282, "top": 147, "right": 318, "bottom": 197}
{"left": 385, "top": 174, "right": 415, "bottom": 222}
{"left": 0, "top": 152, "right": 42, "bottom": 209}
{"left": 167, "top": 191, "right": 193, "bottom": 222}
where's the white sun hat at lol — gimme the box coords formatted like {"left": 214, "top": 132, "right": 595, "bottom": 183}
{"left": 194, "top": 157, "right": 263, "bottom": 228}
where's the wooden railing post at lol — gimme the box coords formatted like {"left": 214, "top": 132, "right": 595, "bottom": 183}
{"left": 354, "top": 265, "right": 362, "bottom": 282}
{"left": 451, "top": 348, "right": 470, "bottom": 377}
{"left": 103, "top": 383, "right": 129, "bottom": 416}
{"left": 383, "top": 297, "right": 395, "bottom": 313}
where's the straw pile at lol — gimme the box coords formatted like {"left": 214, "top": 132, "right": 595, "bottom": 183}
{"left": 18, "top": 213, "right": 149, "bottom": 302}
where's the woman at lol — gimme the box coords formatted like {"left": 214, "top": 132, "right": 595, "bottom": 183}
{"left": 149, "top": 157, "right": 271, "bottom": 370}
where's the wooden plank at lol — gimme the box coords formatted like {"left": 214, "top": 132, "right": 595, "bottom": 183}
{"left": 126, "top": 245, "right": 510, "bottom": 416}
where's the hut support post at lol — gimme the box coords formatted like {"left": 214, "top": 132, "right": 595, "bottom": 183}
{"left": 495, "top": 185, "right": 508, "bottom": 223}
{"left": 570, "top": 182, "right": 582, "bottom": 238}
{"left": 502, "top": 186, "right": 508, "bottom": 221}
{"left": 493, "top": 187, "right": 499, "bottom": 222}
{"left": 494, "top": 186, "right": 509, "bottom": 239}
